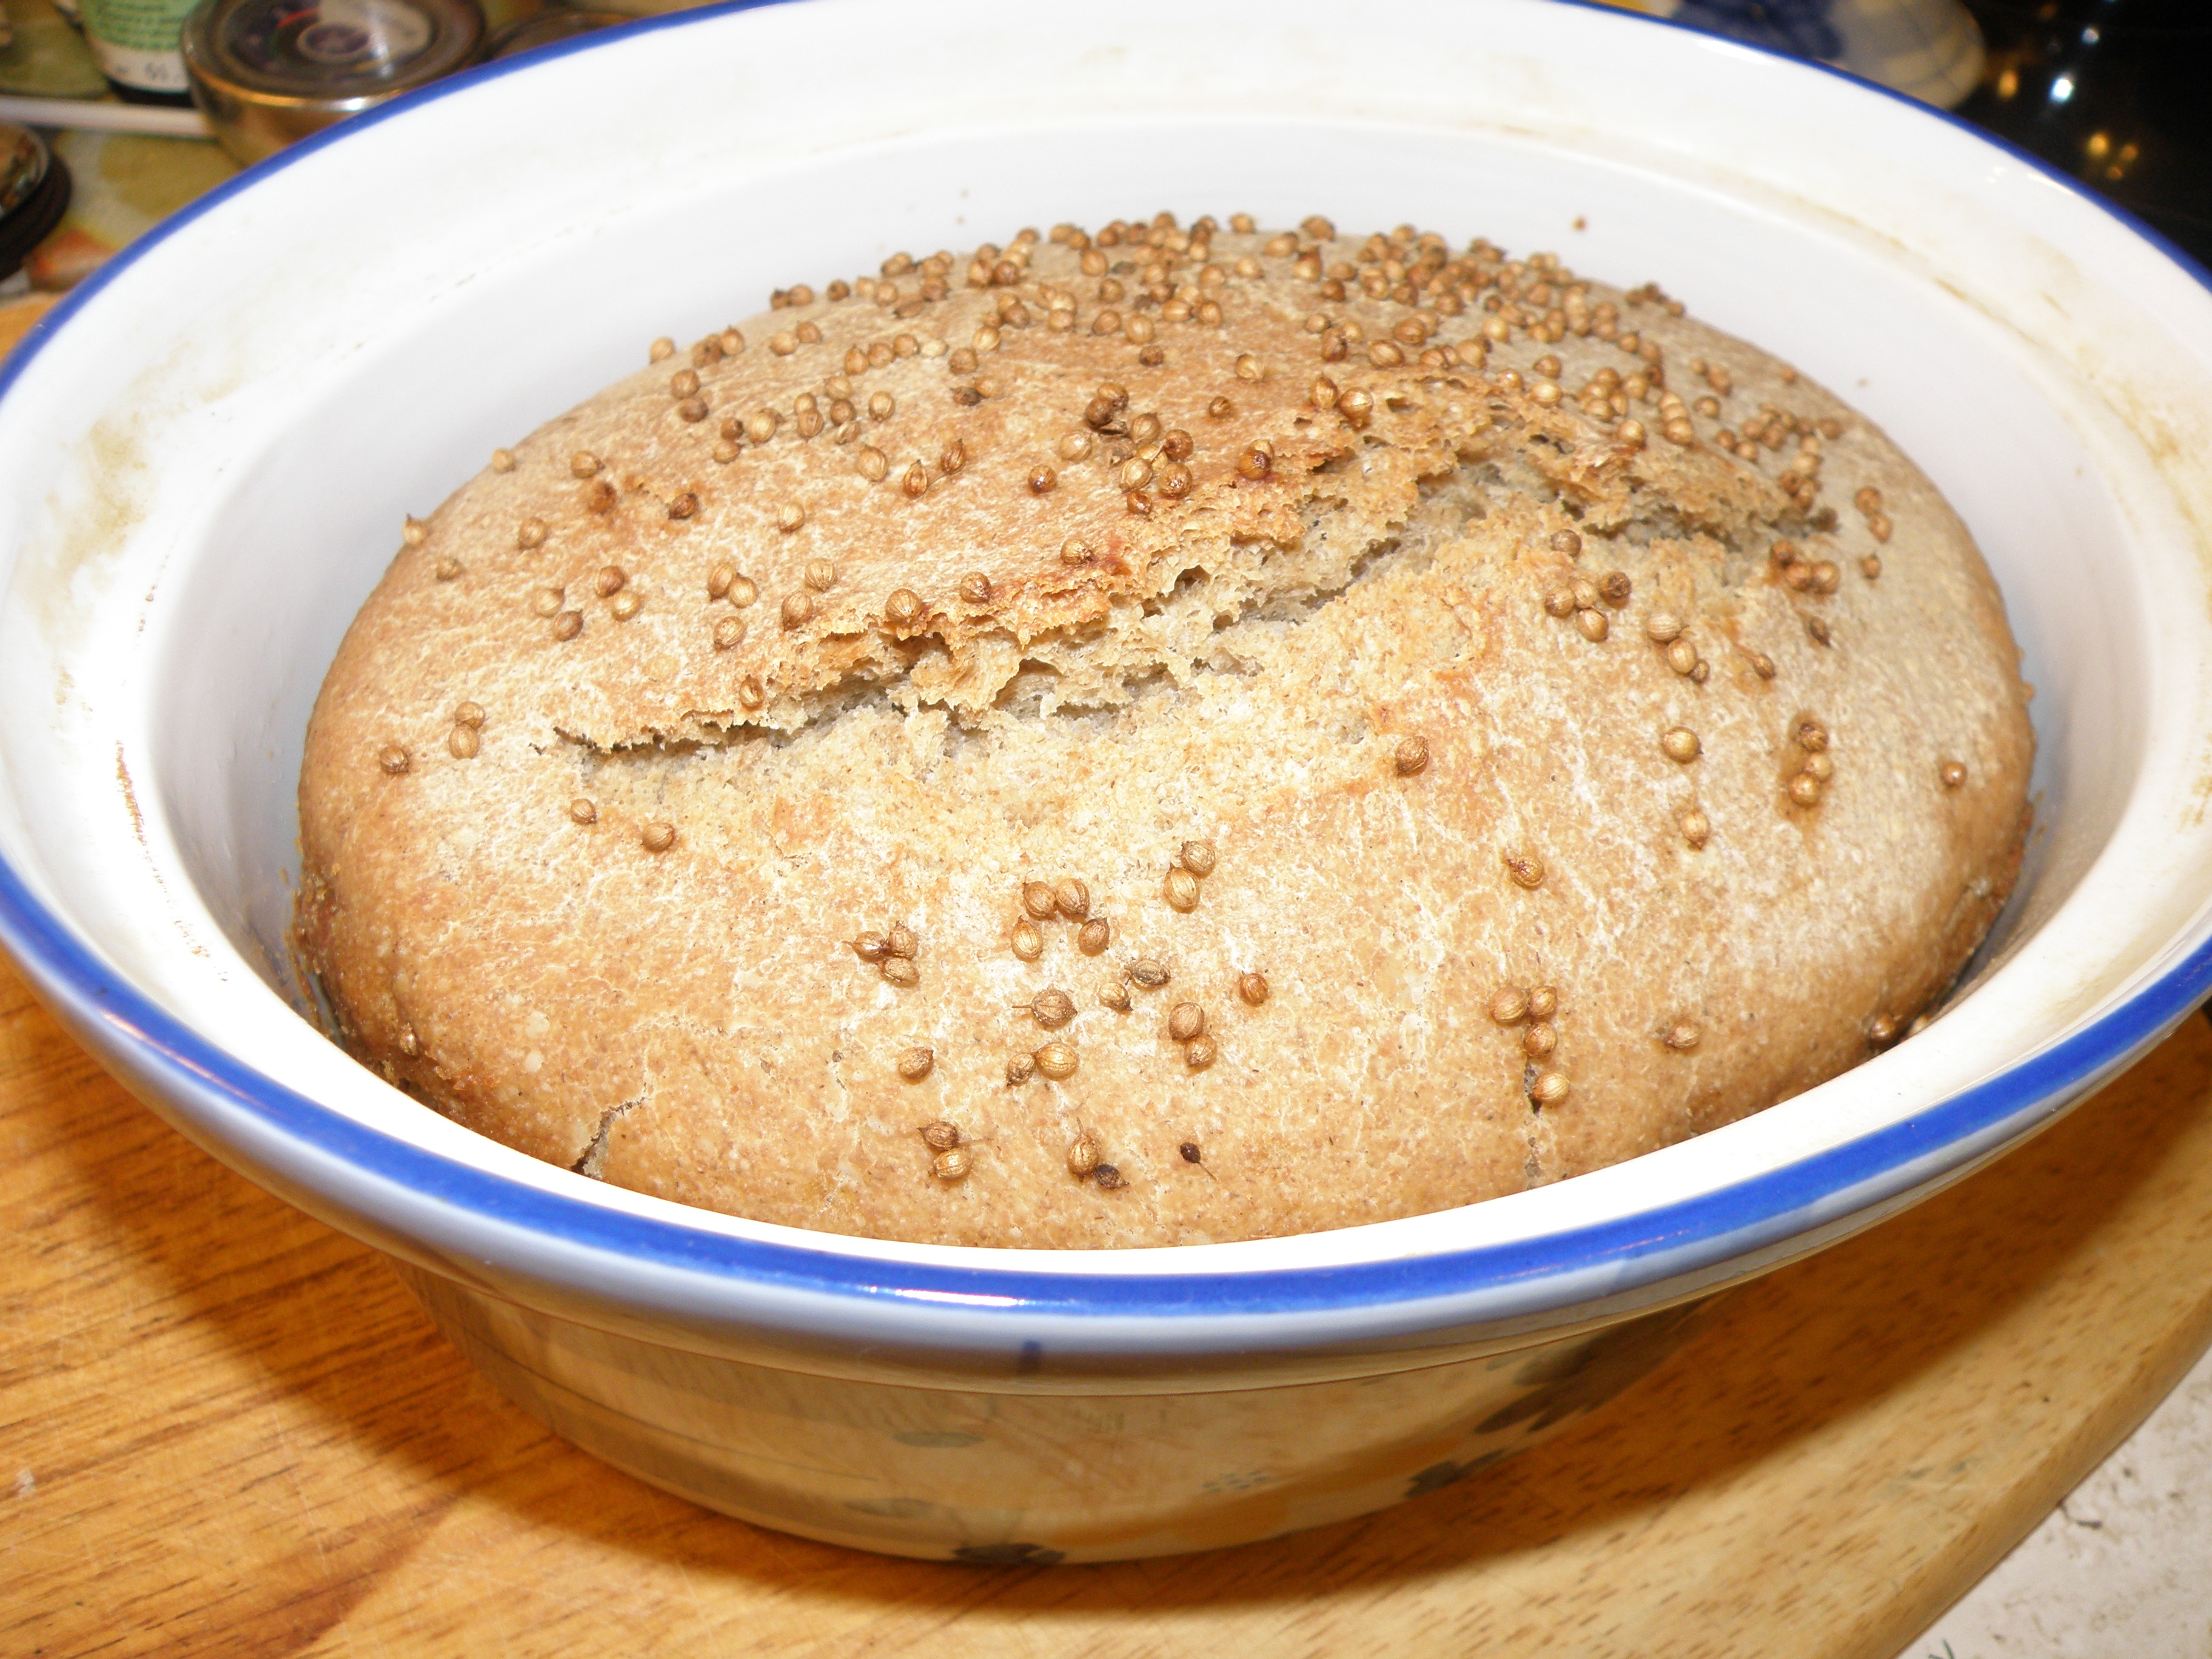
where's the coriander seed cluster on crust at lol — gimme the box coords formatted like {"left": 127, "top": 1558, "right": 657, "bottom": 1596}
{"left": 296, "top": 211, "right": 2034, "bottom": 1250}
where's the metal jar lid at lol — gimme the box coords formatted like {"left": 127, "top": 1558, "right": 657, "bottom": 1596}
{"left": 183, "top": 0, "right": 484, "bottom": 166}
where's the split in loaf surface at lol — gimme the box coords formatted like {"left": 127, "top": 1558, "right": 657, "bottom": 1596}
{"left": 297, "top": 215, "right": 2034, "bottom": 1249}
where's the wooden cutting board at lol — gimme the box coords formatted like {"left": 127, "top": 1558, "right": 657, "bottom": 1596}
{"left": 4, "top": 950, "right": 2211, "bottom": 1658}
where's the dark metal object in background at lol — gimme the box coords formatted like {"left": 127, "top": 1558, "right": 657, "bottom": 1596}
{"left": 182, "top": 0, "right": 483, "bottom": 166}
{"left": 1957, "top": 1, "right": 2212, "bottom": 264}
{"left": 0, "top": 121, "right": 69, "bottom": 280}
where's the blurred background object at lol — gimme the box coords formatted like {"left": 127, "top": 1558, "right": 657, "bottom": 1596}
{"left": 1595, "top": 0, "right": 1988, "bottom": 106}
{"left": 0, "top": 118, "right": 68, "bottom": 279}
{"left": 1, "top": 0, "right": 110, "bottom": 98}
{"left": 79, "top": 0, "right": 199, "bottom": 104}
{"left": 1954, "top": 1, "right": 2210, "bottom": 265}
{"left": 182, "top": 0, "right": 483, "bottom": 164}
{"left": 0, "top": 91, "right": 208, "bottom": 129}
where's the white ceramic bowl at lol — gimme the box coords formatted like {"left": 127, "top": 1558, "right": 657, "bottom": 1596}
{"left": 5, "top": 0, "right": 2212, "bottom": 1563}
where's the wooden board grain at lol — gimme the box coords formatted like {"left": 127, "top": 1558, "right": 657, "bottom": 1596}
{"left": 4, "top": 950, "right": 2211, "bottom": 1658}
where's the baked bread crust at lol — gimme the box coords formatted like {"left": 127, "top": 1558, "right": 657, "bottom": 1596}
{"left": 297, "top": 216, "right": 2033, "bottom": 1248}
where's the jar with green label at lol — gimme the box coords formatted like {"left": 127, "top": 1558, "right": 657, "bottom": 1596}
{"left": 79, "top": 0, "right": 198, "bottom": 102}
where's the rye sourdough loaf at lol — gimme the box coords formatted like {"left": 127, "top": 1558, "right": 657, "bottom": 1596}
{"left": 297, "top": 214, "right": 2033, "bottom": 1250}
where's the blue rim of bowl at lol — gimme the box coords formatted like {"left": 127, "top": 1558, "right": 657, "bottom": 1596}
{"left": 4, "top": 0, "right": 2211, "bottom": 1338}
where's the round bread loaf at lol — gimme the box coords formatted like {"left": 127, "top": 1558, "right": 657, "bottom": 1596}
{"left": 297, "top": 214, "right": 2033, "bottom": 1250}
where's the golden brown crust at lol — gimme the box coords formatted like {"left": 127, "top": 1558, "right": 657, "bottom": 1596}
{"left": 297, "top": 217, "right": 2034, "bottom": 1248}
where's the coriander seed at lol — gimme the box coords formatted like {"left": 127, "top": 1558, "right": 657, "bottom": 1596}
{"left": 1067, "top": 1133, "right": 1100, "bottom": 1178}
{"left": 1164, "top": 867, "right": 1201, "bottom": 911}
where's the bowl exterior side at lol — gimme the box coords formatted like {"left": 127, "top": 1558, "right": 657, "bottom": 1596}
{"left": 402, "top": 1264, "right": 1710, "bottom": 1561}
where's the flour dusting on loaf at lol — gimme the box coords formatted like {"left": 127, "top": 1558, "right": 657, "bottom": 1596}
{"left": 297, "top": 213, "right": 2033, "bottom": 1248}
